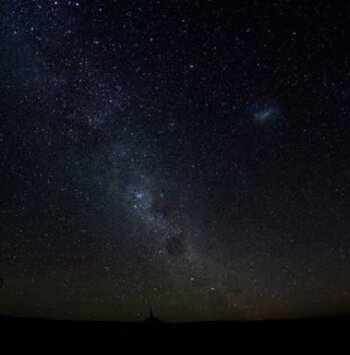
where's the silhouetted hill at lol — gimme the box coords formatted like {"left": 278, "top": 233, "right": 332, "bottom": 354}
{"left": 0, "top": 314, "right": 348, "bottom": 351}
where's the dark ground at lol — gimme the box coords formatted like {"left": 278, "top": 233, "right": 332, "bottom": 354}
{"left": 0, "top": 315, "right": 348, "bottom": 351}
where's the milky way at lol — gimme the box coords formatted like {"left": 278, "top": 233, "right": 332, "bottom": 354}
{"left": 1, "top": 0, "right": 350, "bottom": 321}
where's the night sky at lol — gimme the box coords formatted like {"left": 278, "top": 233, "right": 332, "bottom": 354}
{"left": 1, "top": 0, "right": 350, "bottom": 322}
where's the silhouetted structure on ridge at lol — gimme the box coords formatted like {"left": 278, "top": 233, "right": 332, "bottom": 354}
{"left": 144, "top": 308, "right": 161, "bottom": 325}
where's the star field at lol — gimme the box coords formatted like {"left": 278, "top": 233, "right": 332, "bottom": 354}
{"left": 1, "top": 0, "right": 350, "bottom": 321}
